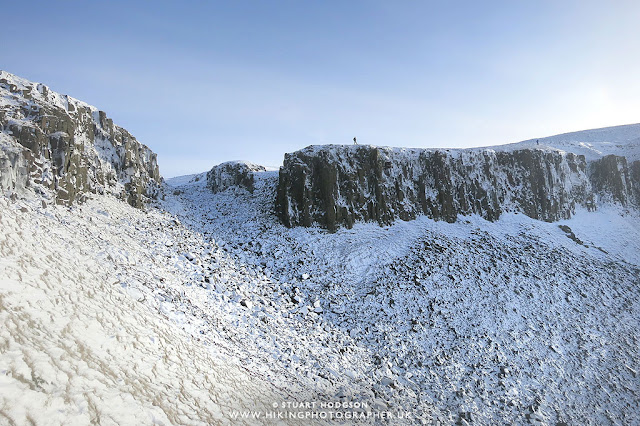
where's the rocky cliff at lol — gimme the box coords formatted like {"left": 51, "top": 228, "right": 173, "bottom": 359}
{"left": 276, "top": 144, "right": 639, "bottom": 231}
{"left": 0, "top": 71, "right": 161, "bottom": 207}
{"left": 206, "top": 161, "right": 266, "bottom": 193}
{"left": 590, "top": 154, "right": 640, "bottom": 206}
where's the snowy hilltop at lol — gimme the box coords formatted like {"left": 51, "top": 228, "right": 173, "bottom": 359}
{"left": 1, "top": 72, "right": 639, "bottom": 425}
{"left": 492, "top": 123, "right": 640, "bottom": 162}
{"left": 0, "top": 70, "right": 160, "bottom": 207}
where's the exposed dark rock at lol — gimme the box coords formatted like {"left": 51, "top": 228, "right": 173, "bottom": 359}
{"left": 206, "top": 161, "right": 266, "bottom": 193}
{"left": 631, "top": 160, "right": 640, "bottom": 205}
{"left": 0, "top": 71, "right": 161, "bottom": 207}
{"left": 276, "top": 145, "right": 595, "bottom": 231}
{"left": 590, "top": 154, "right": 637, "bottom": 206}
{"left": 0, "top": 138, "right": 29, "bottom": 193}
{"left": 558, "top": 225, "right": 584, "bottom": 245}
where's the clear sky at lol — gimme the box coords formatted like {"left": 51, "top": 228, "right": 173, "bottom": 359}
{"left": 2, "top": 1, "right": 640, "bottom": 177}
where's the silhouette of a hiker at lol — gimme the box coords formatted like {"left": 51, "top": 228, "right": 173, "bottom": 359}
{"left": 353, "top": 137, "right": 357, "bottom": 145}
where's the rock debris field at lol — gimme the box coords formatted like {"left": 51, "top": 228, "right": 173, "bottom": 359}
{"left": 3, "top": 165, "right": 638, "bottom": 424}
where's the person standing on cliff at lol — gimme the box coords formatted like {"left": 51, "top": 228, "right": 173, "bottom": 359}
{"left": 353, "top": 137, "right": 357, "bottom": 145}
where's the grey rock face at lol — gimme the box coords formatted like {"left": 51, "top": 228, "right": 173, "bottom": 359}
{"left": 0, "top": 136, "right": 29, "bottom": 193}
{"left": 206, "top": 161, "right": 266, "bottom": 193}
{"left": 0, "top": 71, "right": 161, "bottom": 207}
{"left": 590, "top": 155, "right": 639, "bottom": 206}
{"left": 275, "top": 144, "right": 630, "bottom": 231}
{"left": 631, "top": 160, "right": 640, "bottom": 206}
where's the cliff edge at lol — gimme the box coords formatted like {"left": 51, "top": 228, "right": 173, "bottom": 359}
{"left": 0, "top": 71, "right": 161, "bottom": 207}
{"left": 276, "top": 138, "right": 639, "bottom": 231}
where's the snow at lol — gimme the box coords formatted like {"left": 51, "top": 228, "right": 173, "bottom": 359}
{"left": 291, "top": 122, "right": 640, "bottom": 163}
{"left": 1, "top": 161, "right": 639, "bottom": 423}
{"left": 160, "top": 166, "right": 640, "bottom": 424}
{"left": 488, "top": 123, "right": 640, "bottom": 162}
{"left": 0, "top": 195, "right": 308, "bottom": 425}
{"left": 0, "top": 71, "right": 93, "bottom": 119}
{"left": 556, "top": 206, "right": 640, "bottom": 265}
{"left": 165, "top": 173, "right": 206, "bottom": 187}
{"left": 1, "top": 69, "right": 639, "bottom": 423}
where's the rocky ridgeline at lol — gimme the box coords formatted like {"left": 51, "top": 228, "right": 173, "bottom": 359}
{"left": 276, "top": 144, "right": 640, "bottom": 231}
{"left": 0, "top": 71, "right": 161, "bottom": 207}
{"left": 206, "top": 161, "right": 266, "bottom": 193}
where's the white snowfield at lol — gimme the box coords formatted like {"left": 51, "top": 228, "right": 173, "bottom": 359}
{"left": 0, "top": 196, "right": 302, "bottom": 425}
{"left": 0, "top": 121, "right": 639, "bottom": 425}
{"left": 487, "top": 123, "right": 640, "bottom": 162}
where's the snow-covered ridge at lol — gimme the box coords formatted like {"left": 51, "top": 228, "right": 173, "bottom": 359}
{"left": 492, "top": 123, "right": 640, "bottom": 162}
{"left": 0, "top": 70, "right": 161, "bottom": 207}
{"left": 276, "top": 141, "right": 640, "bottom": 231}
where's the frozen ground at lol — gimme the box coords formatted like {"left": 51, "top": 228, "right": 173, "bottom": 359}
{"left": 1, "top": 127, "right": 639, "bottom": 424}
{"left": 0, "top": 196, "right": 310, "bottom": 425}
{"left": 162, "top": 169, "right": 640, "bottom": 425}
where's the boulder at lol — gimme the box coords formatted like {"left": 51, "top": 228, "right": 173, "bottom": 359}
{"left": 206, "top": 161, "right": 266, "bottom": 193}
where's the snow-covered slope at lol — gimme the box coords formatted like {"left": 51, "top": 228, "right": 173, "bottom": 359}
{"left": 491, "top": 123, "right": 640, "bottom": 162}
{"left": 1, "top": 155, "right": 638, "bottom": 424}
{"left": 165, "top": 169, "right": 640, "bottom": 425}
{"left": 0, "top": 195, "right": 307, "bottom": 425}
{"left": 1, "top": 71, "right": 639, "bottom": 425}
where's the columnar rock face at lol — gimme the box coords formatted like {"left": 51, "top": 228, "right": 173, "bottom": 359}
{"left": 631, "top": 161, "right": 640, "bottom": 205}
{"left": 0, "top": 133, "right": 30, "bottom": 194}
{"left": 206, "top": 161, "right": 266, "bottom": 193}
{"left": 590, "top": 154, "right": 640, "bottom": 206}
{"left": 275, "top": 144, "right": 636, "bottom": 231}
{"left": 0, "top": 71, "right": 161, "bottom": 207}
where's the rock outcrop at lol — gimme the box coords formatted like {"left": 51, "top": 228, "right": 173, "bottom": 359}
{"left": 590, "top": 154, "right": 640, "bottom": 206}
{"left": 631, "top": 160, "right": 640, "bottom": 205}
{"left": 276, "top": 144, "right": 638, "bottom": 231}
{"left": 206, "top": 161, "right": 266, "bottom": 193}
{"left": 0, "top": 71, "right": 161, "bottom": 207}
{"left": 0, "top": 133, "right": 30, "bottom": 194}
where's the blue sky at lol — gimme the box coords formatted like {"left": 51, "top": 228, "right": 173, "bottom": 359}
{"left": 2, "top": 1, "right": 639, "bottom": 177}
